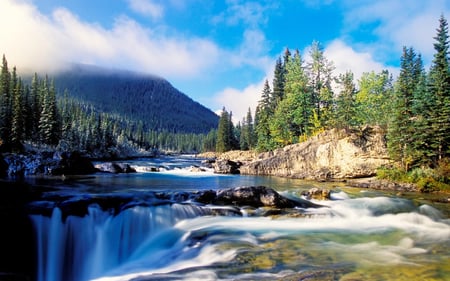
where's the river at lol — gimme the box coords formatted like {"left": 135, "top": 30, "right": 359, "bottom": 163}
{"left": 14, "top": 155, "right": 450, "bottom": 280}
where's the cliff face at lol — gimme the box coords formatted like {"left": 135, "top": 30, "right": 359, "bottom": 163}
{"left": 240, "top": 126, "right": 390, "bottom": 180}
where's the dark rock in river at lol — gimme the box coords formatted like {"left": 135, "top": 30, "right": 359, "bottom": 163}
{"left": 301, "top": 187, "right": 331, "bottom": 200}
{"left": 213, "top": 159, "right": 242, "bottom": 174}
{"left": 195, "top": 186, "right": 323, "bottom": 209}
{"left": 50, "top": 151, "right": 97, "bottom": 175}
{"left": 95, "top": 162, "right": 136, "bottom": 173}
{"left": 0, "top": 154, "right": 8, "bottom": 176}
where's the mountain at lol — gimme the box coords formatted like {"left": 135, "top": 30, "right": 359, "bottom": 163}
{"left": 52, "top": 64, "right": 219, "bottom": 134}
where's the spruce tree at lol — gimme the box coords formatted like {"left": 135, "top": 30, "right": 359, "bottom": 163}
{"left": 428, "top": 15, "right": 450, "bottom": 164}
{"left": 255, "top": 80, "right": 274, "bottom": 151}
{"left": 216, "top": 107, "right": 231, "bottom": 152}
{"left": 388, "top": 47, "right": 423, "bottom": 170}
{"left": 0, "top": 55, "right": 11, "bottom": 146}
{"left": 307, "top": 41, "right": 335, "bottom": 130}
{"left": 11, "top": 78, "right": 24, "bottom": 150}
{"left": 38, "top": 77, "right": 59, "bottom": 145}
{"left": 334, "top": 71, "right": 356, "bottom": 128}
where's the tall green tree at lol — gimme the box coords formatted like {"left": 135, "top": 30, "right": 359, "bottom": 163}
{"left": 11, "top": 78, "right": 24, "bottom": 150}
{"left": 255, "top": 80, "right": 275, "bottom": 151}
{"left": 388, "top": 47, "right": 424, "bottom": 170}
{"left": 334, "top": 71, "right": 357, "bottom": 128}
{"left": 428, "top": 15, "right": 450, "bottom": 164}
{"left": 270, "top": 50, "right": 311, "bottom": 145}
{"left": 355, "top": 70, "right": 393, "bottom": 127}
{"left": 0, "top": 55, "right": 11, "bottom": 146}
{"left": 307, "top": 41, "right": 334, "bottom": 130}
{"left": 216, "top": 107, "right": 231, "bottom": 152}
{"left": 38, "top": 77, "right": 59, "bottom": 145}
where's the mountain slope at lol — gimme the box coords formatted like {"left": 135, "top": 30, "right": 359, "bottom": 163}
{"left": 53, "top": 64, "right": 219, "bottom": 134}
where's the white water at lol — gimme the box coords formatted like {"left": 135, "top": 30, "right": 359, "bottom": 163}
{"left": 31, "top": 193, "right": 450, "bottom": 281}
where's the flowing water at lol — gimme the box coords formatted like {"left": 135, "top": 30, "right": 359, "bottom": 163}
{"left": 28, "top": 155, "right": 450, "bottom": 281}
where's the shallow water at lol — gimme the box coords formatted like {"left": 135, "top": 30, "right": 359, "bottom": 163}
{"left": 28, "top": 155, "right": 450, "bottom": 281}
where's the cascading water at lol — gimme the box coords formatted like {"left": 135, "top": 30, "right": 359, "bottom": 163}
{"left": 31, "top": 204, "right": 211, "bottom": 281}
{"left": 31, "top": 194, "right": 450, "bottom": 281}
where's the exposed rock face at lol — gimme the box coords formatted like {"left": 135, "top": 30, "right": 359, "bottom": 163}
{"left": 241, "top": 126, "right": 390, "bottom": 180}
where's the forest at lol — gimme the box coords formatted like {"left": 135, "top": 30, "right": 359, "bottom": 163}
{"left": 215, "top": 16, "right": 450, "bottom": 191}
{"left": 0, "top": 61, "right": 215, "bottom": 156}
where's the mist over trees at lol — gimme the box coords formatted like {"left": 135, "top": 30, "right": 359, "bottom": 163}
{"left": 0, "top": 58, "right": 214, "bottom": 155}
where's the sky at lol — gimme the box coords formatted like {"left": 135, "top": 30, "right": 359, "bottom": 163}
{"left": 1, "top": 0, "right": 449, "bottom": 121}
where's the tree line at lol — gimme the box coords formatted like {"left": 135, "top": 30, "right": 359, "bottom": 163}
{"left": 0, "top": 58, "right": 207, "bottom": 155}
{"left": 215, "top": 15, "right": 450, "bottom": 176}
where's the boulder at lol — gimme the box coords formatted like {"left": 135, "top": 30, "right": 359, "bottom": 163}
{"left": 0, "top": 154, "right": 8, "bottom": 176}
{"left": 49, "top": 151, "right": 97, "bottom": 175}
{"left": 95, "top": 162, "right": 136, "bottom": 173}
{"left": 195, "top": 186, "right": 322, "bottom": 209}
{"left": 213, "top": 159, "right": 242, "bottom": 174}
{"left": 301, "top": 187, "right": 331, "bottom": 200}
{"left": 241, "top": 126, "right": 390, "bottom": 180}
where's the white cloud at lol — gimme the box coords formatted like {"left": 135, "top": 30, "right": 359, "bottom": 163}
{"left": 126, "top": 0, "right": 164, "bottom": 19}
{"left": 324, "top": 39, "right": 398, "bottom": 81}
{"left": 342, "top": 0, "right": 450, "bottom": 64}
{"left": 0, "top": 0, "right": 221, "bottom": 77}
{"left": 214, "top": 79, "right": 266, "bottom": 124}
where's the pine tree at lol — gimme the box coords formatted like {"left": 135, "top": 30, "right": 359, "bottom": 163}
{"left": 428, "top": 15, "right": 450, "bottom": 164}
{"left": 355, "top": 70, "right": 393, "bottom": 127}
{"left": 271, "top": 57, "right": 285, "bottom": 109}
{"left": 38, "top": 77, "right": 59, "bottom": 145}
{"left": 307, "top": 41, "right": 335, "bottom": 130}
{"left": 216, "top": 107, "right": 231, "bottom": 152}
{"left": 271, "top": 50, "right": 311, "bottom": 145}
{"left": 0, "top": 55, "right": 11, "bottom": 146}
{"left": 334, "top": 71, "right": 356, "bottom": 128}
{"left": 11, "top": 78, "right": 24, "bottom": 150}
{"left": 255, "top": 80, "right": 274, "bottom": 151}
{"left": 388, "top": 47, "right": 423, "bottom": 170}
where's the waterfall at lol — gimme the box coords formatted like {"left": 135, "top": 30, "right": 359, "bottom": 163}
{"left": 31, "top": 203, "right": 210, "bottom": 281}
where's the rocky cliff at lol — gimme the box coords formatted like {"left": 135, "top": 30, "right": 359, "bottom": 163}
{"left": 240, "top": 126, "right": 390, "bottom": 180}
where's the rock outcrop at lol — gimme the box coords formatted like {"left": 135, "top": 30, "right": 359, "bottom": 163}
{"left": 240, "top": 126, "right": 390, "bottom": 180}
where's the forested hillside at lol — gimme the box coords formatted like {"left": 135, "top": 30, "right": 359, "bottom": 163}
{"left": 0, "top": 61, "right": 219, "bottom": 156}
{"left": 53, "top": 64, "right": 219, "bottom": 134}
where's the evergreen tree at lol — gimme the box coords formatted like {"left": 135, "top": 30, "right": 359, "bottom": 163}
{"left": 355, "top": 70, "right": 393, "bottom": 127}
{"left": 271, "top": 50, "right": 311, "bottom": 145}
{"left": 0, "top": 55, "right": 11, "bottom": 146}
{"left": 307, "top": 41, "right": 335, "bottom": 130}
{"left": 428, "top": 15, "right": 450, "bottom": 164}
{"left": 11, "top": 78, "right": 24, "bottom": 150}
{"left": 38, "top": 77, "right": 59, "bottom": 145}
{"left": 255, "top": 80, "right": 274, "bottom": 151}
{"left": 334, "top": 71, "right": 356, "bottom": 128}
{"left": 388, "top": 47, "right": 423, "bottom": 170}
{"left": 271, "top": 57, "right": 285, "bottom": 108}
{"left": 216, "top": 107, "right": 231, "bottom": 152}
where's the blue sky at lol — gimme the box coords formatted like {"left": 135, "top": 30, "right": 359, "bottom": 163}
{"left": 1, "top": 0, "right": 449, "bottom": 121}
